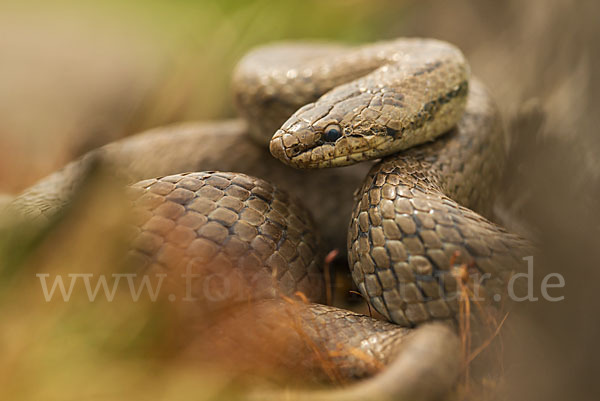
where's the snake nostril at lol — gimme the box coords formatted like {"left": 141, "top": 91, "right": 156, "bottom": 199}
{"left": 288, "top": 144, "right": 302, "bottom": 157}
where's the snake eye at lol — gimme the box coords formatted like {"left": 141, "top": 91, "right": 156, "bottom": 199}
{"left": 323, "top": 124, "right": 342, "bottom": 142}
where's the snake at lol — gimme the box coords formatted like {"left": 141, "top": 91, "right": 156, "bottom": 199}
{"left": 4, "top": 38, "right": 532, "bottom": 400}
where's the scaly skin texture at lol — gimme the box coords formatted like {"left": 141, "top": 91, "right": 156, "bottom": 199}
{"left": 124, "top": 173, "right": 458, "bottom": 393}
{"left": 126, "top": 172, "right": 325, "bottom": 305}
{"left": 5, "top": 38, "right": 532, "bottom": 400}
{"left": 251, "top": 38, "right": 531, "bottom": 324}
{"left": 194, "top": 300, "right": 416, "bottom": 381}
{"left": 347, "top": 81, "right": 532, "bottom": 326}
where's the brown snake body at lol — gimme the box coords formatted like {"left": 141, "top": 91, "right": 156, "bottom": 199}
{"left": 5, "top": 38, "right": 532, "bottom": 400}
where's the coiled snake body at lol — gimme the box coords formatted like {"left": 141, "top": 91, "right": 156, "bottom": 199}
{"left": 7, "top": 38, "right": 531, "bottom": 400}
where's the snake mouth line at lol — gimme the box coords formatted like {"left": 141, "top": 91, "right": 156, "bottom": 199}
{"left": 270, "top": 131, "right": 375, "bottom": 168}
{"left": 297, "top": 153, "right": 370, "bottom": 168}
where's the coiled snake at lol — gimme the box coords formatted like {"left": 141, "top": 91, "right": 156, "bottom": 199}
{"left": 6, "top": 38, "right": 531, "bottom": 400}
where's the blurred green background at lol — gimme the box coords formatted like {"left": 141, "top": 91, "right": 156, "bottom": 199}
{"left": 0, "top": 0, "right": 410, "bottom": 192}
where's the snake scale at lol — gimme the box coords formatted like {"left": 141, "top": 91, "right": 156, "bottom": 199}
{"left": 5, "top": 38, "right": 532, "bottom": 399}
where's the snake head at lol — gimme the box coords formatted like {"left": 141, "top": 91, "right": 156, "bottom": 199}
{"left": 270, "top": 67, "right": 469, "bottom": 168}
{"left": 269, "top": 103, "right": 395, "bottom": 168}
